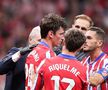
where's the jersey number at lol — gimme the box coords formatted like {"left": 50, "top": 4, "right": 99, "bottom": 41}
{"left": 51, "top": 76, "right": 75, "bottom": 90}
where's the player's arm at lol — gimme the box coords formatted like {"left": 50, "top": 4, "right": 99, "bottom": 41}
{"left": 0, "top": 45, "right": 36, "bottom": 74}
{"left": 89, "top": 68, "right": 108, "bottom": 86}
{"left": 0, "top": 47, "right": 19, "bottom": 74}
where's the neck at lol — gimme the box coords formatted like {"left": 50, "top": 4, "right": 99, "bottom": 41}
{"left": 89, "top": 48, "right": 103, "bottom": 61}
{"left": 62, "top": 46, "right": 76, "bottom": 57}
{"left": 41, "top": 39, "right": 53, "bottom": 49}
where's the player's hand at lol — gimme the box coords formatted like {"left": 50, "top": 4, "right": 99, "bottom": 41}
{"left": 20, "top": 44, "right": 37, "bottom": 55}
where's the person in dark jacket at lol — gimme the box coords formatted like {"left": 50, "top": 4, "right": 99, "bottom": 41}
{"left": 0, "top": 26, "right": 41, "bottom": 90}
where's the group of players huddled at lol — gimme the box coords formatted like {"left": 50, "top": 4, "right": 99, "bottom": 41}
{"left": 0, "top": 13, "right": 108, "bottom": 90}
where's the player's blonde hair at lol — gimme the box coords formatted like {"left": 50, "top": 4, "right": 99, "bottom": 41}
{"left": 74, "top": 14, "right": 94, "bottom": 27}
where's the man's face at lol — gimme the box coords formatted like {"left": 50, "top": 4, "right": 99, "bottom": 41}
{"left": 52, "top": 27, "right": 65, "bottom": 47}
{"left": 72, "top": 18, "right": 90, "bottom": 34}
{"left": 83, "top": 30, "right": 99, "bottom": 52}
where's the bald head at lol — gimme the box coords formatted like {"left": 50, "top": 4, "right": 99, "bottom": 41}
{"left": 28, "top": 26, "right": 41, "bottom": 45}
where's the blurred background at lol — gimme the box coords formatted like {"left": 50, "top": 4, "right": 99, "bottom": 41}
{"left": 0, "top": 0, "right": 108, "bottom": 89}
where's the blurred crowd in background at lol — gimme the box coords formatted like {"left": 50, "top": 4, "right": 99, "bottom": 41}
{"left": 0, "top": 0, "right": 108, "bottom": 89}
{"left": 0, "top": 0, "right": 108, "bottom": 59}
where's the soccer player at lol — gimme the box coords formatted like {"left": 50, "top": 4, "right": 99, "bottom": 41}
{"left": 81, "top": 27, "right": 108, "bottom": 90}
{"left": 72, "top": 14, "right": 93, "bottom": 34}
{"left": 34, "top": 28, "right": 87, "bottom": 90}
{"left": 72, "top": 14, "right": 94, "bottom": 61}
{"left": 54, "top": 14, "right": 94, "bottom": 59}
{"left": 0, "top": 26, "right": 41, "bottom": 90}
{"left": 25, "top": 13, "right": 67, "bottom": 90}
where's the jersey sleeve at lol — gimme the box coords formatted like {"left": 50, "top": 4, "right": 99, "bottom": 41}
{"left": 97, "top": 58, "right": 108, "bottom": 81}
{"left": 97, "top": 68, "right": 108, "bottom": 80}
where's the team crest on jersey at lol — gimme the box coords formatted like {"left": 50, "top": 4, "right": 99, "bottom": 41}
{"left": 103, "top": 58, "right": 108, "bottom": 70}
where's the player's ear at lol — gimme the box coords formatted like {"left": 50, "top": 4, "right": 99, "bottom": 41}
{"left": 48, "top": 30, "right": 54, "bottom": 39}
{"left": 97, "top": 40, "right": 103, "bottom": 47}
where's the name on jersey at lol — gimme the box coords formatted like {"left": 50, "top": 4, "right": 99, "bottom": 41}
{"left": 48, "top": 64, "right": 80, "bottom": 76}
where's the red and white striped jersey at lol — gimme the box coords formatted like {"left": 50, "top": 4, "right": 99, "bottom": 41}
{"left": 25, "top": 41, "right": 56, "bottom": 90}
{"left": 35, "top": 53, "right": 88, "bottom": 90}
{"left": 81, "top": 52, "right": 108, "bottom": 90}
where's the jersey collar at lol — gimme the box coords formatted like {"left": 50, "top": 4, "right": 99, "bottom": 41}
{"left": 39, "top": 41, "right": 50, "bottom": 48}
{"left": 88, "top": 52, "right": 105, "bottom": 65}
{"left": 58, "top": 53, "right": 77, "bottom": 60}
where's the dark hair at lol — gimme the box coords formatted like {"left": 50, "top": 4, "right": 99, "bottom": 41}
{"left": 40, "top": 13, "right": 67, "bottom": 38}
{"left": 65, "top": 28, "right": 86, "bottom": 52}
{"left": 89, "top": 27, "right": 105, "bottom": 41}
